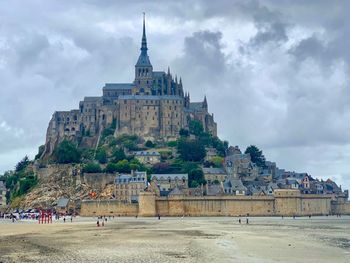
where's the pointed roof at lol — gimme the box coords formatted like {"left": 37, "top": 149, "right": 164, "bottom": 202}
{"left": 203, "top": 95, "right": 208, "bottom": 108}
{"left": 136, "top": 13, "right": 152, "bottom": 67}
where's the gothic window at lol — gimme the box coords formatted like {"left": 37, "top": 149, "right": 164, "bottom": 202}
{"left": 169, "top": 106, "right": 172, "bottom": 110}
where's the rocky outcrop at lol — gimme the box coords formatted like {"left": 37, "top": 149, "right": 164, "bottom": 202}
{"left": 21, "top": 164, "right": 115, "bottom": 209}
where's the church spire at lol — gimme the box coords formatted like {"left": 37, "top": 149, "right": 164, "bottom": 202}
{"left": 141, "top": 12, "right": 148, "bottom": 53}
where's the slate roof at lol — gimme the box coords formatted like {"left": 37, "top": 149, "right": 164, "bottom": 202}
{"left": 153, "top": 71, "right": 166, "bottom": 77}
{"left": 83, "top": 96, "right": 102, "bottom": 102}
{"left": 118, "top": 95, "right": 183, "bottom": 100}
{"left": 224, "top": 178, "right": 247, "bottom": 191}
{"left": 151, "top": 174, "right": 188, "bottom": 180}
{"left": 134, "top": 151, "right": 160, "bottom": 156}
{"left": 57, "top": 198, "right": 69, "bottom": 208}
{"left": 207, "top": 184, "right": 223, "bottom": 196}
{"left": 103, "top": 83, "right": 134, "bottom": 90}
{"left": 202, "top": 167, "right": 226, "bottom": 174}
{"left": 189, "top": 102, "right": 204, "bottom": 111}
{"left": 169, "top": 187, "right": 184, "bottom": 196}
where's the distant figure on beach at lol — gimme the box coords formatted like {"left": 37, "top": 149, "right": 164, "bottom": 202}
{"left": 63, "top": 217, "right": 66, "bottom": 223}
{"left": 282, "top": 215, "right": 284, "bottom": 219}
{"left": 246, "top": 218, "right": 249, "bottom": 224}
{"left": 97, "top": 220, "right": 100, "bottom": 227}
{"left": 309, "top": 215, "right": 311, "bottom": 219}
{"left": 238, "top": 218, "right": 241, "bottom": 224}
{"left": 293, "top": 215, "right": 295, "bottom": 219}
{"left": 158, "top": 214, "right": 160, "bottom": 220}
{"left": 71, "top": 216, "right": 73, "bottom": 222}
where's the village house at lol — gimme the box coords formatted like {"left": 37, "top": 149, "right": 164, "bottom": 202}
{"left": 223, "top": 178, "right": 247, "bottom": 195}
{"left": 115, "top": 171, "right": 147, "bottom": 203}
{"left": 205, "top": 147, "right": 218, "bottom": 161}
{"left": 134, "top": 151, "right": 161, "bottom": 165}
{"left": 151, "top": 174, "right": 188, "bottom": 195}
{"left": 202, "top": 167, "right": 227, "bottom": 184}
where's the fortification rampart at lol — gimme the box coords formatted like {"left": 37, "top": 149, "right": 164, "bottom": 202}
{"left": 80, "top": 190, "right": 350, "bottom": 217}
{"left": 80, "top": 200, "right": 138, "bottom": 216}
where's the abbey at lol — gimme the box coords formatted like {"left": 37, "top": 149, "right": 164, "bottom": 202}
{"left": 44, "top": 16, "right": 217, "bottom": 156}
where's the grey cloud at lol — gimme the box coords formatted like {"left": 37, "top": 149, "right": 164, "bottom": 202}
{"left": 0, "top": 0, "right": 349, "bottom": 191}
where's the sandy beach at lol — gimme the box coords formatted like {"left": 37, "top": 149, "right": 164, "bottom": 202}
{"left": 0, "top": 216, "right": 349, "bottom": 262}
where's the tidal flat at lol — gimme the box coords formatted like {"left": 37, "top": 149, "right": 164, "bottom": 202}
{"left": 0, "top": 216, "right": 349, "bottom": 262}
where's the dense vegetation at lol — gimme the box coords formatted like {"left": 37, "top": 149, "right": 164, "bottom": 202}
{"left": 0, "top": 156, "right": 38, "bottom": 205}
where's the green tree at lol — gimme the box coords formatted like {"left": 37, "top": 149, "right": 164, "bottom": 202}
{"left": 115, "top": 159, "right": 131, "bottom": 173}
{"left": 95, "top": 148, "right": 107, "bottom": 164}
{"left": 105, "top": 163, "right": 118, "bottom": 173}
{"left": 112, "top": 148, "right": 126, "bottom": 162}
{"left": 53, "top": 140, "right": 81, "bottom": 164}
{"left": 211, "top": 156, "right": 224, "bottom": 168}
{"left": 167, "top": 141, "right": 177, "bottom": 147}
{"left": 177, "top": 138, "right": 206, "bottom": 162}
{"left": 15, "top": 156, "right": 30, "bottom": 172}
{"left": 189, "top": 120, "right": 204, "bottom": 136}
{"left": 244, "top": 145, "right": 266, "bottom": 168}
{"left": 179, "top": 128, "right": 189, "bottom": 137}
{"left": 188, "top": 169, "right": 206, "bottom": 187}
{"left": 82, "top": 163, "right": 102, "bottom": 173}
{"left": 145, "top": 140, "right": 155, "bottom": 148}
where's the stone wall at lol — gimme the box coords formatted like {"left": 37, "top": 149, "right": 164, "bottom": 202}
{"left": 82, "top": 173, "right": 115, "bottom": 191}
{"left": 331, "top": 200, "right": 350, "bottom": 215}
{"left": 80, "top": 190, "right": 347, "bottom": 217}
{"left": 80, "top": 200, "right": 138, "bottom": 216}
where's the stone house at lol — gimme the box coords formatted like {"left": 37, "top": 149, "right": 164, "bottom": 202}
{"left": 205, "top": 147, "right": 218, "bottom": 161}
{"left": 134, "top": 151, "right": 160, "bottom": 165}
{"left": 223, "top": 178, "right": 247, "bottom": 195}
{"left": 56, "top": 197, "right": 70, "bottom": 215}
{"left": 151, "top": 174, "right": 188, "bottom": 192}
{"left": 115, "top": 171, "right": 147, "bottom": 203}
{"left": 202, "top": 167, "right": 227, "bottom": 184}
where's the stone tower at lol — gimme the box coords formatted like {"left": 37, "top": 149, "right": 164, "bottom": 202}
{"left": 134, "top": 13, "right": 153, "bottom": 94}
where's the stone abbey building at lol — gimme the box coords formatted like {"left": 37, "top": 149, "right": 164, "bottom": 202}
{"left": 44, "top": 16, "right": 217, "bottom": 156}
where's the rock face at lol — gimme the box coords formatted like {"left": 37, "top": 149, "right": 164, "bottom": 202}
{"left": 22, "top": 164, "right": 115, "bottom": 209}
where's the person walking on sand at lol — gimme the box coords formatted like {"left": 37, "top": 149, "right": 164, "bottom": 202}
{"left": 238, "top": 218, "right": 241, "bottom": 224}
{"left": 63, "top": 217, "right": 66, "bottom": 223}
{"left": 246, "top": 218, "right": 249, "bottom": 224}
{"left": 158, "top": 214, "right": 160, "bottom": 220}
{"left": 71, "top": 216, "right": 73, "bottom": 223}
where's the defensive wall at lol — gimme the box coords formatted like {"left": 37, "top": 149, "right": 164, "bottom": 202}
{"left": 81, "top": 189, "right": 350, "bottom": 217}
{"left": 80, "top": 200, "right": 138, "bottom": 216}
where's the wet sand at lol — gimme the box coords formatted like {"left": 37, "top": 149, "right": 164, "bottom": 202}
{"left": 0, "top": 216, "right": 349, "bottom": 262}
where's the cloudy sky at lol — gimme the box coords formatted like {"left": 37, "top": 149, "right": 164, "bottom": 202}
{"left": 1, "top": 0, "right": 350, "bottom": 190}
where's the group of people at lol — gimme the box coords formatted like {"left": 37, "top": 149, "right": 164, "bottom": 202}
{"left": 96, "top": 215, "right": 108, "bottom": 227}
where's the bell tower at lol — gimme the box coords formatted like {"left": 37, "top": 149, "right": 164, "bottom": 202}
{"left": 134, "top": 13, "right": 153, "bottom": 94}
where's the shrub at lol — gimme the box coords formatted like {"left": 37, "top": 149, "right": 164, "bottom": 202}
{"left": 53, "top": 140, "right": 81, "bottom": 164}
{"left": 145, "top": 140, "right": 155, "bottom": 148}
{"left": 177, "top": 138, "right": 206, "bottom": 162}
{"left": 95, "top": 148, "right": 108, "bottom": 164}
{"left": 82, "top": 163, "right": 102, "bottom": 173}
